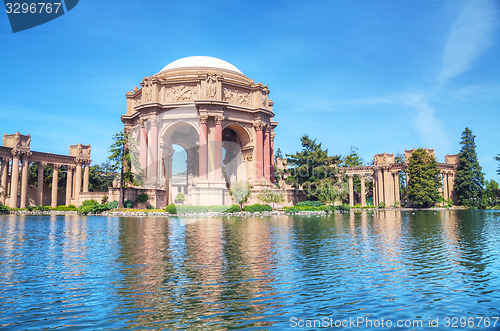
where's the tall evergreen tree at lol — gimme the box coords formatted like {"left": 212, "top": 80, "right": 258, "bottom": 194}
{"left": 286, "top": 134, "right": 341, "bottom": 200}
{"left": 454, "top": 128, "right": 485, "bottom": 208}
{"left": 496, "top": 154, "right": 500, "bottom": 175}
{"left": 407, "top": 148, "right": 440, "bottom": 208}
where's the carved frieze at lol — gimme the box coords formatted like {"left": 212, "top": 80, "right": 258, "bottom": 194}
{"left": 261, "top": 92, "right": 268, "bottom": 107}
{"left": 142, "top": 77, "right": 154, "bottom": 103}
{"left": 223, "top": 87, "right": 250, "bottom": 106}
{"left": 163, "top": 84, "right": 197, "bottom": 102}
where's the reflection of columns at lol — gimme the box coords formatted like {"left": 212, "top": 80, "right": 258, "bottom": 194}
{"left": 51, "top": 164, "right": 59, "bottom": 208}
{"left": 20, "top": 154, "right": 29, "bottom": 209}
{"left": 393, "top": 172, "right": 400, "bottom": 204}
{"left": 150, "top": 118, "right": 158, "bottom": 182}
{"left": 263, "top": 126, "right": 271, "bottom": 181}
{"left": 214, "top": 115, "right": 223, "bottom": 179}
{"left": 66, "top": 166, "right": 73, "bottom": 205}
{"left": 348, "top": 174, "right": 354, "bottom": 206}
{"left": 254, "top": 121, "right": 264, "bottom": 178}
{"left": 270, "top": 133, "right": 275, "bottom": 183}
{"left": 74, "top": 162, "right": 82, "bottom": 204}
{"left": 360, "top": 174, "right": 366, "bottom": 207}
{"left": 139, "top": 119, "right": 148, "bottom": 172}
{"left": 37, "top": 162, "right": 45, "bottom": 206}
{"left": 9, "top": 151, "right": 20, "bottom": 208}
{"left": 0, "top": 158, "right": 7, "bottom": 205}
{"left": 199, "top": 115, "right": 208, "bottom": 179}
{"left": 83, "top": 162, "right": 89, "bottom": 192}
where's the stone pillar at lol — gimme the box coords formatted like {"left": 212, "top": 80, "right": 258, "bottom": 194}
{"left": 36, "top": 162, "right": 45, "bottom": 206}
{"left": 74, "top": 162, "right": 82, "bottom": 205}
{"left": 149, "top": 118, "right": 158, "bottom": 182}
{"left": 214, "top": 115, "right": 223, "bottom": 180}
{"left": 20, "top": 154, "right": 29, "bottom": 209}
{"left": 0, "top": 158, "right": 7, "bottom": 205}
{"left": 383, "top": 167, "right": 393, "bottom": 207}
{"left": 199, "top": 115, "right": 208, "bottom": 179}
{"left": 393, "top": 172, "right": 400, "bottom": 205}
{"left": 254, "top": 121, "right": 264, "bottom": 178}
{"left": 9, "top": 151, "right": 20, "bottom": 208}
{"left": 83, "top": 162, "right": 90, "bottom": 192}
{"left": 377, "top": 169, "right": 384, "bottom": 207}
{"left": 448, "top": 172, "right": 456, "bottom": 203}
{"left": 139, "top": 119, "right": 148, "bottom": 172}
{"left": 263, "top": 126, "right": 271, "bottom": 181}
{"left": 66, "top": 166, "right": 73, "bottom": 205}
{"left": 51, "top": 164, "right": 59, "bottom": 208}
{"left": 442, "top": 172, "right": 449, "bottom": 201}
{"left": 348, "top": 174, "right": 354, "bottom": 206}
{"left": 360, "top": 174, "right": 366, "bottom": 207}
{"left": 270, "top": 133, "right": 275, "bottom": 183}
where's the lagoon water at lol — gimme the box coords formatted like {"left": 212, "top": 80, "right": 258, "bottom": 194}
{"left": 0, "top": 211, "right": 499, "bottom": 330}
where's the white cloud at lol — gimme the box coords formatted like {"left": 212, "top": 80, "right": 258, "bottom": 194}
{"left": 439, "top": 0, "right": 499, "bottom": 83}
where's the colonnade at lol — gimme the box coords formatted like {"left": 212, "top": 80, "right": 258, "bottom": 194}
{"left": 0, "top": 154, "right": 90, "bottom": 208}
{"left": 0, "top": 133, "right": 91, "bottom": 208}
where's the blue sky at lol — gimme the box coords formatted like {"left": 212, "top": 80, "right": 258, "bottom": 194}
{"left": 1, "top": 0, "right": 499, "bottom": 180}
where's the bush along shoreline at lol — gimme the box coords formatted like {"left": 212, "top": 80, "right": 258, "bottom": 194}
{"left": 1, "top": 200, "right": 479, "bottom": 217}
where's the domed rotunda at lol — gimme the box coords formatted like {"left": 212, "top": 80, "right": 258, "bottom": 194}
{"left": 121, "top": 56, "right": 277, "bottom": 206}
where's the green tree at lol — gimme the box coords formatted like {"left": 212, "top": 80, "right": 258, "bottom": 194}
{"left": 407, "top": 148, "right": 440, "bottom": 208}
{"left": 274, "top": 148, "right": 285, "bottom": 188}
{"left": 395, "top": 153, "right": 408, "bottom": 207}
{"left": 286, "top": 134, "right": 341, "bottom": 200}
{"left": 88, "top": 162, "right": 116, "bottom": 192}
{"left": 454, "top": 128, "right": 485, "bottom": 208}
{"left": 317, "top": 178, "right": 348, "bottom": 205}
{"left": 258, "top": 188, "right": 285, "bottom": 209}
{"left": 229, "top": 181, "right": 251, "bottom": 211}
{"left": 484, "top": 179, "right": 500, "bottom": 207}
{"left": 496, "top": 154, "right": 500, "bottom": 175}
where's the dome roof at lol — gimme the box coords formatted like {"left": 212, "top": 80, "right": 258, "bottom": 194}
{"left": 160, "top": 56, "right": 243, "bottom": 75}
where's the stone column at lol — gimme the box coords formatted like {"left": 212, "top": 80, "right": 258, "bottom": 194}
{"left": 442, "top": 172, "right": 449, "bottom": 201}
{"left": 66, "top": 166, "right": 73, "bottom": 205}
{"left": 199, "top": 115, "right": 208, "bottom": 179}
{"left": 348, "top": 174, "right": 354, "bottom": 206}
{"left": 149, "top": 117, "right": 158, "bottom": 182}
{"left": 20, "top": 154, "right": 30, "bottom": 209}
{"left": 74, "top": 162, "right": 82, "bottom": 205}
{"left": 214, "top": 115, "right": 223, "bottom": 180}
{"left": 448, "top": 172, "right": 456, "bottom": 203}
{"left": 377, "top": 169, "right": 384, "bottom": 207}
{"left": 51, "top": 164, "right": 59, "bottom": 208}
{"left": 393, "top": 172, "right": 400, "bottom": 205}
{"left": 360, "top": 174, "right": 366, "bottom": 207}
{"left": 83, "top": 162, "right": 90, "bottom": 192}
{"left": 263, "top": 126, "right": 271, "bottom": 181}
{"left": 139, "top": 119, "right": 148, "bottom": 173}
{"left": 36, "top": 162, "right": 45, "bottom": 206}
{"left": 0, "top": 158, "right": 7, "bottom": 205}
{"left": 270, "top": 133, "right": 275, "bottom": 183}
{"left": 254, "top": 121, "right": 264, "bottom": 178}
{"left": 383, "top": 167, "right": 393, "bottom": 207}
{"left": 9, "top": 151, "right": 21, "bottom": 208}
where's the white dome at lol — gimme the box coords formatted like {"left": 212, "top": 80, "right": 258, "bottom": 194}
{"left": 160, "top": 56, "right": 243, "bottom": 74}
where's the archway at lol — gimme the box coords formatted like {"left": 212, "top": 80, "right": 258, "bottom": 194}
{"left": 222, "top": 124, "right": 251, "bottom": 188}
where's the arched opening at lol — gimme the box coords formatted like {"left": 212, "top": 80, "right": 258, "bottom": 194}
{"left": 222, "top": 124, "right": 250, "bottom": 188}
{"left": 171, "top": 144, "right": 188, "bottom": 203}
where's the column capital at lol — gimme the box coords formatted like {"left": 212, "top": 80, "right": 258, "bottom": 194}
{"left": 139, "top": 118, "right": 146, "bottom": 127}
{"left": 253, "top": 121, "right": 265, "bottom": 131}
{"left": 214, "top": 115, "right": 225, "bottom": 125}
{"left": 199, "top": 115, "right": 209, "bottom": 124}
{"left": 149, "top": 117, "right": 158, "bottom": 126}
{"left": 10, "top": 149, "right": 22, "bottom": 158}
{"left": 53, "top": 164, "right": 61, "bottom": 171}
{"left": 271, "top": 133, "right": 276, "bottom": 141}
